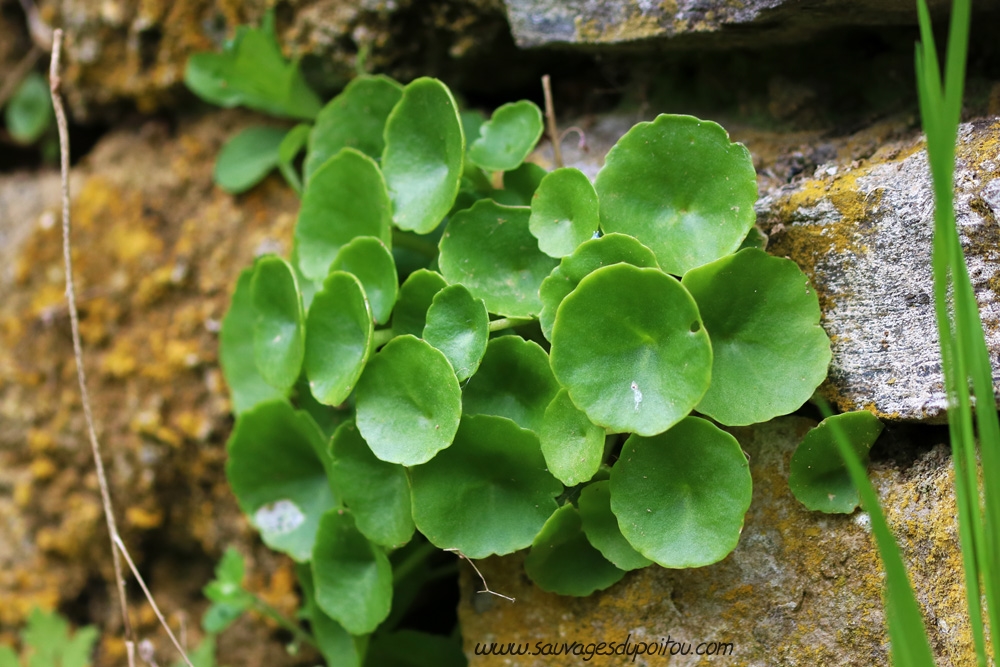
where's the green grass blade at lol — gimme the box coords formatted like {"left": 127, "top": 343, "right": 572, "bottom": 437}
{"left": 817, "top": 399, "right": 936, "bottom": 666}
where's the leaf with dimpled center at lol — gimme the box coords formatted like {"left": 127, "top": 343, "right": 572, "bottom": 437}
{"left": 331, "top": 236, "right": 398, "bottom": 325}
{"left": 355, "top": 335, "right": 461, "bottom": 465}
{"left": 595, "top": 114, "right": 757, "bottom": 275}
{"left": 610, "top": 417, "right": 752, "bottom": 568}
{"left": 578, "top": 480, "right": 651, "bottom": 571}
{"left": 382, "top": 78, "right": 465, "bottom": 233}
{"left": 251, "top": 256, "right": 305, "bottom": 393}
{"left": 226, "top": 400, "right": 336, "bottom": 562}
{"left": 312, "top": 510, "right": 393, "bottom": 635}
{"left": 789, "top": 411, "right": 884, "bottom": 514}
{"left": 467, "top": 100, "right": 544, "bottom": 172}
{"left": 438, "top": 199, "right": 558, "bottom": 317}
{"left": 422, "top": 284, "right": 489, "bottom": 381}
{"left": 462, "top": 336, "right": 559, "bottom": 434}
{"left": 539, "top": 389, "right": 604, "bottom": 486}
{"left": 305, "top": 75, "right": 403, "bottom": 184}
{"left": 410, "top": 414, "right": 562, "bottom": 558}
{"left": 294, "top": 147, "right": 392, "bottom": 281}
{"left": 523, "top": 503, "right": 625, "bottom": 596}
{"left": 550, "top": 263, "right": 711, "bottom": 436}
{"left": 538, "top": 233, "right": 659, "bottom": 341}
{"left": 304, "top": 271, "right": 374, "bottom": 407}
{"left": 681, "top": 248, "right": 832, "bottom": 426}
{"left": 329, "top": 421, "right": 415, "bottom": 547}
{"left": 529, "top": 167, "right": 601, "bottom": 258}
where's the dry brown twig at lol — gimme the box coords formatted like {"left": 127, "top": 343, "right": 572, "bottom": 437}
{"left": 445, "top": 549, "right": 515, "bottom": 603}
{"left": 541, "top": 74, "right": 562, "bottom": 169}
{"left": 48, "top": 28, "right": 194, "bottom": 667}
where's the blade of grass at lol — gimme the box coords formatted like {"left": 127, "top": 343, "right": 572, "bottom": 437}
{"left": 816, "top": 398, "right": 936, "bottom": 667}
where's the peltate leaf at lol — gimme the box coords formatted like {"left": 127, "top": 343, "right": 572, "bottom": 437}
{"left": 297, "top": 564, "right": 365, "bottom": 667}
{"left": 529, "top": 167, "right": 601, "bottom": 258}
{"left": 467, "top": 100, "right": 544, "bottom": 172}
{"left": 577, "top": 480, "right": 652, "bottom": 571}
{"left": 330, "top": 236, "right": 398, "bottom": 325}
{"left": 539, "top": 389, "right": 604, "bottom": 486}
{"left": 422, "top": 284, "right": 489, "bottom": 381}
{"left": 392, "top": 269, "right": 448, "bottom": 337}
{"left": 251, "top": 256, "right": 305, "bottom": 393}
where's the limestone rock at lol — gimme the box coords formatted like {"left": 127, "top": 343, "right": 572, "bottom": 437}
{"left": 459, "top": 418, "right": 972, "bottom": 666}
{"left": 503, "top": 0, "right": 987, "bottom": 48}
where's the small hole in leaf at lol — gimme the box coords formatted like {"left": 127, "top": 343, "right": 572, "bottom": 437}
{"left": 690, "top": 321, "right": 701, "bottom": 333}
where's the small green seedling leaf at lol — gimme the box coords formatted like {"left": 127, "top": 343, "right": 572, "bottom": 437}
{"left": 278, "top": 123, "right": 310, "bottom": 194}
{"left": 529, "top": 167, "right": 601, "bottom": 258}
{"left": 0, "top": 647, "right": 17, "bottom": 667}
{"left": 423, "top": 284, "right": 489, "bottom": 381}
{"left": 610, "top": 417, "right": 752, "bottom": 568}
{"left": 438, "top": 199, "right": 558, "bottom": 317}
{"left": 411, "top": 414, "right": 562, "bottom": 558}
{"left": 365, "top": 630, "right": 467, "bottom": 667}
{"left": 304, "top": 271, "right": 374, "bottom": 406}
{"left": 550, "top": 264, "right": 711, "bottom": 436}
{"left": 391, "top": 269, "right": 448, "bottom": 337}
{"left": 330, "top": 236, "right": 398, "bottom": 325}
{"left": 538, "top": 233, "right": 659, "bottom": 341}
{"left": 524, "top": 503, "right": 626, "bottom": 596}
{"left": 184, "top": 13, "right": 321, "bottom": 120}
{"left": 169, "top": 635, "right": 217, "bottom": 667}
{"left": 213, "top": 126, "right": 287, "bottom": 194}
{"left": 789, "top": 411, "right": 884, "bottom": 513}
{"left": 382, "top": 77, "right": 465, "bottom": 233}
{"left": 220, "top": 266, "right": 286, "bottom": 414}
{"left": 226, "top": 400, "right": 336, "bottom": 561}
{"left": 355, "top": 335, "right": 462, "bottom": 465}
{"left": 297, "top": 565, "right": 364, "bottom": 667}
{"left": 468, "top": 100, "right": 544, "bottom": 172}
{"left": 5, "top": 72, "right": 53, "bottom": 144}
{"left": 595, "top": 114, "right": 757, "bottom": 275}
{"left": 294, "top": 147, "right": 392, "bottom": 281}
{"left": 305, "top": 75, "right": 403, "bottom": 183}
{"left": 21, "top": 608, "right": 98, "bottom": 667}
{"left": 539, "top": 389, "right": 604, "bottom": 486}
{"left": 312, "top": 510, "right": 393, "bottom": 635}
{"left": 503, "top": 162, "right": 548, "bottom": 205}
{"left": 251, "top": 256, "right": 305, "bottom": 393}
{"left": 578, "top": 481, "right": 652, "bottom": 571}
{"left": 330, "top": 421, "right": 415, "bottom": 548}
{"left": 202, "top": 548, "right": 253, "bottom": 633}
{"left": 682, "top": 248, "right": 831, "bottom": 426}
{"left": 462, "top": 336, "right": 559, "bottom": 434}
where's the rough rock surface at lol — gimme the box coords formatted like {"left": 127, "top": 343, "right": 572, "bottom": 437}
{"left": 0, "top": 111, "right": 310, "bottom": 666}
{"left": 459, "top": 418, "right": 972, "bottom": 666}
{"left": 503, "top": 0, "right": 989, "bottom": 48}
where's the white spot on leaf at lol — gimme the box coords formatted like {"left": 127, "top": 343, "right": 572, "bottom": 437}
{"left": 631, "top": 381, "right": 643, "bottom": 411}
{"left": 254, "top": 499, "right": 305, "bottom": 535}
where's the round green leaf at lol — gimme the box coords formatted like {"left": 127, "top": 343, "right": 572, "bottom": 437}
{"left": 468, "top": 100, "right": 544, "bottom": 172}
{"left": 524, "top": 503, "right": 625, "bottom": 596}
{"left": 462, "top": 336, "right": 559, "bottom": 433}
{"left": 305, "top": 75, "right": 403, "bottom": 183}
{"left": 298, "top": 565, "right": 364, "bottom": 667}
{"left": 294, "top": 147, "right": 392, "bottom": 281}
{"left": 331, "top": 236, "right": 399, "bottom": 325}
{"left": 610, "top": 417, "right": 751, "bottom": 568}
{"left": 5, "top": 72, "right": 52, "bottom": 144}
{"left": 312, "top": 510, "right": 393, "bottom": 635}
{"left": 503, "top": 162, "right": 548, "bottom": 205}
{"left": 329, "top": 421, "right": 415, "bottom": 547}
{"left": 539, "top": 389, "right": 604, "bottom": 486}
{"left": 578, "top": 481, "right": 652, "bottom": 571}
{"left": 410, "top": 414, "right": 562, "bottom": 558}
{"left": 226, "top": 400, "right": 337, "bottom": 561}
{"left": 251, "top": 256, "right": 305, "bottom": 392}
{"left": 304, "top": 271, "right": 374, "bottom": 406}
{"left": 355, "top": 335, "right": 461, "bottom": 465}
{"left": 382, "top": 77, "right": 465, "bottom": 233}
{"left": 538, "top": 233, "right": 659, "bottom": 341}
{"left": 438, "top": 199, "right": 558, "bottom": 317}
{"left": 213, "top": 126, "right": 286, "bottom": 194}
{"left": 529, "top": 167, "right": 600, "bottom": 258}
{"left": 391, "top": 269, "right": 448, "bottom": 338}
{"left": 220, "top": 265, "right": 286, "bottom": 414}
{"left": 423, "top": 284, "right": 489, "bottom": 381}
{"left": 789, "top": 411, "right": 884, "bottom": 514}
{"left": 550, "top": 264, "right": 711, "bottom": 436}
{"left": 595, "top": 114, "right": 757, "bottom": 275}
{"left": 681, "top": 248, "right": 832, "bottom": 426}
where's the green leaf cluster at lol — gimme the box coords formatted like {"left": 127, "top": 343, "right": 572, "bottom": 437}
{"left": 0, "top": 609, "right": 97, "bottom": 667}
{"left": 200, "top": 61, "right": 833, "bottom": 656}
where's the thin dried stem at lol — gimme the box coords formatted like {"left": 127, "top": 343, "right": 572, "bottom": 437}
{"left": 445, "top": 549, "right": 515, "bottom": 603}
{"left": 114, "top": 536, "right": 195, "bottom": 667}
{"left": 541, "top": 74, "right": 562, "bottom": 169}
{"left": 50, "top": 29, "right": 192, "bottom": 667}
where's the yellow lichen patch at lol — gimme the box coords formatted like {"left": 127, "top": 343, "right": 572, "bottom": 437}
{"left": 575, "top": 9, "right": 664, "bottom": 43}
{"left": 126, "top": 506, "right": 164, "bottom": 530}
